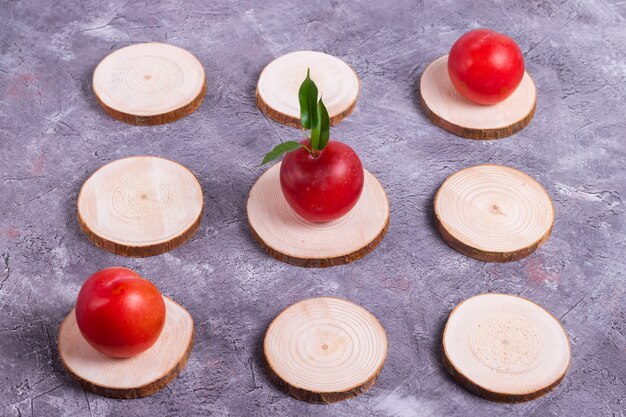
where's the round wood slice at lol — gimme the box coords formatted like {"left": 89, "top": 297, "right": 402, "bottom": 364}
{"left": 256, "top": 51, "right": 360, "bottom": 127}
{"left": 247, "top": 163, "right": 389, "bottom": 267}
{"left": 93, "top": 42, "right": 206, "bottom": 125}
{"left": 434, "top": 164, "right": 554, "bottom": 262}
{"left": 264, "top": 297, "right": 388, "bottom": 404}
{"left": 420, "top": 55, "right": 536, "bottom": 140}
{"left": 442, "top": 293, "right": 570, "bottom": 402}
{"left": 58, "top": 297, "right": 194, "bottom": 399}
{"left": 78, "top": 156, "right": 203, "bottom": 257}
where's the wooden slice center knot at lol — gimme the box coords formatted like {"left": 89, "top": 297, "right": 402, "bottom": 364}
{"left": 469, "top": 313, "right": 543, "bottom": 375}
{"left": 297, "top": 323, "right": 352, "bottom": 366}
{"left": 123, "top": 56, "right": 183, "bottom": 95}
{"left": 111, "top": 178, "right": 175, "bottom": 222}
{"left": 490, "top": 204, "right": 505, "bottom": 216}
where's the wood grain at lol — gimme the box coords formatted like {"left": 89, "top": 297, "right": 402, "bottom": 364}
{"left": 58, "top": 297, "right": 194, "bottom": 399}
{"left": 264, "top": 297, "right": 388, "bottom": 404}
{"left": 247, "top": 163, "right": 389, "bottom": 267}
{"left": 256, "top": 51, "right": 360, "bottom": 127}
{"left": 78, "top": 156, "right": 203, "bottom": 257}
{"left": 442, "top": 293, "right": 570, "bottom": 402}
{"left": 420, "top": 55, "right": 536, "bottom": 140}
{"left": 434, "top": 164, "right": 554, "bottom": 262}
{"left": 93, "top": 43, "right": 206, "bottom": 125}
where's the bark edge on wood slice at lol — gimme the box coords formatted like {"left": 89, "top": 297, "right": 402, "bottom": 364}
{"left": 78, "top": 156, "right": 203, "bottom": 257}
{"left": 58, "top": 297, "right": 194, "bottom": 399}
{"left": 442, "top": 293, "right": 570, "bottom": 402}
{"left": 264, "top": 297, "right": 388, "bottom": 403}
{"left": 256, "top": 50, "right": 360, "bottom": 127}
{"left": 247, "top": 163, "right": 389, "bottom": 267}
{"left": 93, "top": 42, "right": 206, "bottom": 125}
{"left": 420, "top": 55, "right": 536, "bottom": 139}
{"left": 434, "top": 164, "right": 554, "bottom": 262}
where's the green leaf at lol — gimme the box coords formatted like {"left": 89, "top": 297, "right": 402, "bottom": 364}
{"left": 261, "top": 141, "right": 303, "bottom": 165}
{"left": 310, "top": 97, "right": 330, "bottom": 151}
{"left": 317, "top": 97, "right": 330, "bottom": 150}
{"left": 298, "top": 69, "right": 318, "bottom": 130}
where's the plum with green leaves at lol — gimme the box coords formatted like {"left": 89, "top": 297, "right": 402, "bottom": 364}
{"left": 263, "top": 70, "right": 364, "bottom": 223}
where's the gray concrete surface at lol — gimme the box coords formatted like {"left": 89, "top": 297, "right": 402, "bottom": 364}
{"left": 1, "top": 0, "right": 625, "bottom": 416}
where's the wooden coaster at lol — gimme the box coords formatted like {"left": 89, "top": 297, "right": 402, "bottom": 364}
{"left": 247, "top": 163, "right": 389, "bottom": 267}
{"left": 434, "top": 165, "right": 554, "bottom": 262}
{"left": 78, "top": 156, "right": 203, "bottom": 257}
{"left": 93, "top": 43, "right": 206, "bottom": 125}
{"left": 58, "top": 297, "right": 194, "bottom": 399}
{"left": 264, "top": 297, "right": 388, "bottom": 404}
{"left": 256, "top": 51, "right": 360, "bottom": 127}
{"left": 442, "top": 293, "right": 570, "bottom": 402}
{"left": 420, "top": 55, "right": 536, "bottom": 139}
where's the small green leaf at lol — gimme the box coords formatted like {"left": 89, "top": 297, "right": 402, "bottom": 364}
{"left": 317, "top": 97, "right": 330, "bottom": 150}
{"left": 261, "top": 141, "right": 303, "bottom": 165}
{"left": 310, "top": 97, "right": 330, "bottom": 151}
{"left": 298, "top": 69, "right": 318, "bottom": 130}
{"left": 310, "top": 122, "right": 319, "bottom": 152}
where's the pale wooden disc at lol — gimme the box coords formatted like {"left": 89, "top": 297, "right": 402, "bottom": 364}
{"left": 58, "top": 297, "right": 194, "bottom": 399}
{"left": 434, "top": 165, "right": 554, "bottom": 262}
{"left": 247, "top": 163, "right": 389, "bottom": 267}
{"left": 443, "top": 293, "right": 570, "bottom": 402}
{"left": 78, "top": 156, "right": 203, "bottom": 257}
{"left": 256, "top": 51, "right": 360, "bottom": 127}
{"left": 264, "top": 297, "right": 388, "bottom": 403}
{"left": 93, "top": 42, "right": 206, "bottom": 125}
{"left": 420, "top": 55, "right": 536, "bottom": 139}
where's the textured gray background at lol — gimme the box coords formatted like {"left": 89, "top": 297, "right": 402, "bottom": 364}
{"left": 1, "top": 0, "right": 625, "bottom": 416}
